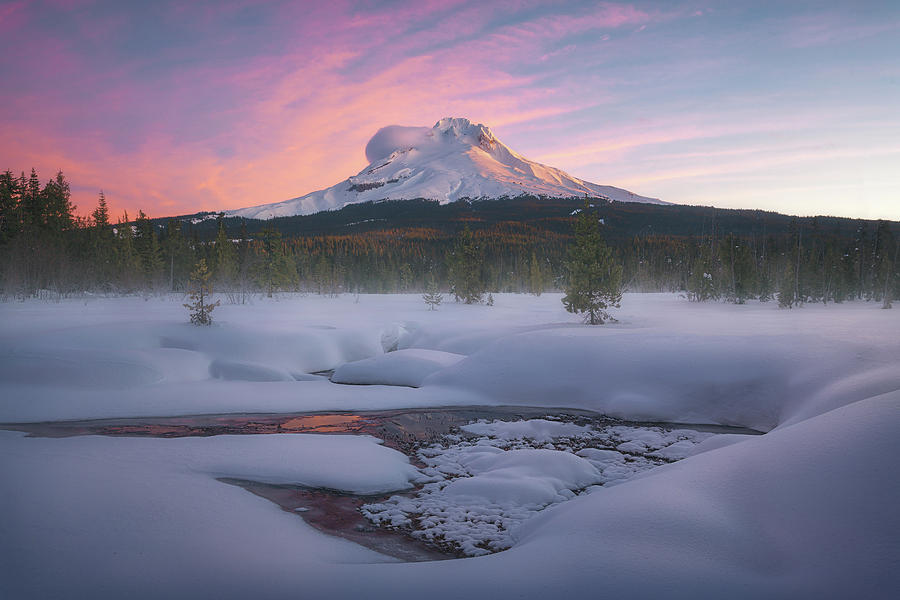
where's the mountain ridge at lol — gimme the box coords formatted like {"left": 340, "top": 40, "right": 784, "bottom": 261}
{"left": 227, "top": 117, "right": 664, "bottom": 219}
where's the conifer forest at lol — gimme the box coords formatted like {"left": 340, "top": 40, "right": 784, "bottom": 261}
{"left": 1, "top": 169, "right": 897, "bottom": 308}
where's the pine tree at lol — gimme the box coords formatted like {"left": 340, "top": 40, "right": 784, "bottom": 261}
{"left": 873, "top": 221, "right": 897, "bottom": 308}
{"left": 161, "top": 218, "right": 191, "bottom": 292}
{"left": 529, "top": 251, "right": 544, "bottom": 296}
{"left": 720, "top": 234, "right": 756, "bottom": 303}
{"left": 92, "top": 192, "right": 110, "bottom": 228}
{"left": 184, "top": 259, "right": 219, "bottom": 325}
{"left": 562, "top": 202, "right": 623, "bottom": 324}
{"left": 90, "top": 192, "right": 115, "bottom": 285}
{"left": 43, "top": 171, "right": 74, "bottom": 233}
{"left": 778, "top": 260, "right": 796, "bottom": 308}
{"left": 687, "top": 246, "right": 718, "bottom": 302}
{"left": 236, "top": 219, "right": 252, "bottom": 302}
{"left": 213, "top": 215, "right": 238, "bottom": 289}
{"left": 422, "top": 273, "right": 443, "bottom": 310}
{"left": 22, "top": 168, "right": 43, "bottom": 230}
{"left": 256, "top": 225, "right": 296, "bottom": 297}
{"left": 115, "top": 212, "right": 141, "bottom": 290}
{"left": 134, "top": 210, "right": 163, "bottom": 288}
{"left": 447, "top": 225, "right": 485, "bottom": 304}
{"left": 399, "top": 263, "right": 414, "bottom": 292}
{"left": 0, "top": 170, "right": 20, "bottom": 245}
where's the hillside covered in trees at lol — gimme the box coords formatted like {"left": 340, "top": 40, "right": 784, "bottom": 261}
{"left": 1, "top": 169, "right": 897, "bottom": 307}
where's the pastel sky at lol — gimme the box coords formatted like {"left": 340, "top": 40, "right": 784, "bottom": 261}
{"left": 2, "top": 0, "right": 899, "bottom": 220}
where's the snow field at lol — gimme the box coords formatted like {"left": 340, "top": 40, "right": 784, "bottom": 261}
{"left": 0, "top": 292, "right": 898, "bottom": 598}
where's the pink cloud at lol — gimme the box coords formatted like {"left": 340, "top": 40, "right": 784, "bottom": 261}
{"left": 3, "top": 1, "right": 897, "bottom": 222}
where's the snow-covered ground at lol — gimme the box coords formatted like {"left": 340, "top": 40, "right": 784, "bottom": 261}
{"left": 1, "top": 293, "right": 898, "bottom": 599}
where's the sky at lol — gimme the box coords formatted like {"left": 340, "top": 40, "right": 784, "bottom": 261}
{"left": 1, "top": 0, "right": 899, "bottom": 221}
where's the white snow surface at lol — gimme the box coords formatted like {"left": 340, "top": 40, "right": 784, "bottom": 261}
{"left": 1, "top": 292, "right": 899, "bottom": 598}
{"left": 363, "top": 418, "right": 713, "bottom": 556}
{"left": 332, "top": 348, "right": 464, "bottom": 387}
{"left": 227, "top": 117, "right": 663, "bottom": 219}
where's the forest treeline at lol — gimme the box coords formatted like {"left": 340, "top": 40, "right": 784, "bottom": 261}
{"left": 1, "top": 169, "right": 897, "bottom": 307}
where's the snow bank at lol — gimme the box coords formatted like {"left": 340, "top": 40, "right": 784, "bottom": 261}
{"left": 425, "top": 327, "right": 898, "bottom": 432}
{"left": 332, "top": 349, "right": 464, "bottom": 387}
{"left": 209, "top": 358, "right": 295, "bottom": 382}
{"left": 496, "top": 389, "right": 900, "bottom": 599}
{"left": 194, "top": 434, "right": 422, "bottom": 494}
{"left": 0, "top": 431, "right": 409, "bottom": 600}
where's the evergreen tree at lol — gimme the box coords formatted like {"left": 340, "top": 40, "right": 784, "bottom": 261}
{"left": 873, "top": 221, "right": 897, "bottom": 308}
{"left": 422, "top": 273, "right": 443, "bottom": 310}
{"left": 21, "top": 168, "right": 43, "bottom": 230}
{"left": 161, "top": 218, "right": 191, "bottom": 292}
{"left": 757, "top": 262, "right": 773, "bottom": 302}
{"left": 0, "top": 170, "right": 20, "bottom": 245}
{"left": 235, "top": 219, "right": 252, "bottom": 302}
{"left": 563, "top": 202, "right": 623, "bottom": 324}
{"left": 529, "top": 251, "right": 545, "bottom": 296}
{"left": 778, "top": 260, "right": 796, "bottom": 308}
{"left": 43, "top": 171, "right": 75, "bottom": 233}
{"left": 256, "top": 225, "right": 297, "bottom": 297}
{"left": 213, "top": 215, "right": 238, "bottom": 289}
{"left": 720, "top": 234, "right": 756, "bottom": 303}
{"left": 134, "top": 210, "right": 163, "bottom": 287}
{"left": 90, "top": 192, "right": 115, "bottom": 285}
{"left": 447, "top": 225, "right": 485, "bottom": 304}
{"left": 785, "top": 219, "right": 805, "bottom": 304}
{"left": 687, "top": 246, "right": 718, "bottom": 302}
{"left": 92, "top": 192, "right": 110, "bottom": 228}
{"left": 115, "top": 212, "right": 141, "bottom": 290}
{"left": 184, "top": 259, "right": 219, "bottom": 325}
{"left": 399, "top": 263, "right": 414, "bottom": 292}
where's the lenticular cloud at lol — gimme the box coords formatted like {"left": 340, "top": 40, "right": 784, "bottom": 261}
{"left": 364, "top": 125, "right": 431, "bottom": 163}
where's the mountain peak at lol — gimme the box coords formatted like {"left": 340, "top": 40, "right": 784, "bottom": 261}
{"left": 434, "top": 116, "right": 494, "bottom": 142}
{"left": 364, "top": 117, "right": 497, "bottom": 163}
{"left": 230, "top": 118, "right": 665, "bottom": 219}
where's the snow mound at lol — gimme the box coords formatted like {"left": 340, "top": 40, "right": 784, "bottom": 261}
{"left": 197, "top": 434, "right": 421, "bottom": 494}
{"left": 0, "top": 349, "right": 162, "bottom": 389}
{"left": 331, "top": 348, "right": 465, "bottom": 387}
{"left": 425, "top": 330, "right": 837, "bottom": 431}
{"left": 443, "top": 448, "right": 601, "bottom": 505}
{"left": 227, "top": 117, "right": 663, "bottom": 218}
{"left": 209, "top": 359, "right": 294, "bottom": 382}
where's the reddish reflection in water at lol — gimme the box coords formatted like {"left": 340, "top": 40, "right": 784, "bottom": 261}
{"left": 279, "top": 414, "right": 369, "bottom": 433}
{"left": 220, "top": 478, "right": 451, "bottom": 562}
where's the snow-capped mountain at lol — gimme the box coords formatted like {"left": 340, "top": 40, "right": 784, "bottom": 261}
{"left": 229, "top": 117, "right": 664, "bottom": 219}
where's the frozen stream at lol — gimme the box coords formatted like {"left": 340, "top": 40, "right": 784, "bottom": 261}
{"left": 5, "top": 407, "right": 758, "bottom": 560}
